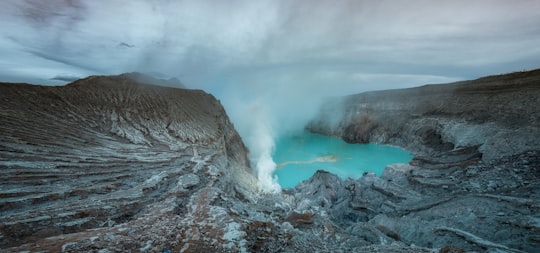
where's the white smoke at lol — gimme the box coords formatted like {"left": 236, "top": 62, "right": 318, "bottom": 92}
{"left": 244, "top": 102, "right": 281, "bottom": 193}
{"left": 219, "top": 74, "right": 332, "bottom": 193}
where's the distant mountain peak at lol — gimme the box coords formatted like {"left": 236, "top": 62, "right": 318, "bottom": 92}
{"left": 119, "top": 72, "right": 186, "bottom": 88}
{"left": 66, "top": 72, "right": 186, "bottom": 89}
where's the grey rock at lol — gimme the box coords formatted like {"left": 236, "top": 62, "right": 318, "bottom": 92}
{"left": 177, "top": 174, "right": 200, "bottom": 189}
{"left": 2, "top": 70, "right": 540, "bottom": 253}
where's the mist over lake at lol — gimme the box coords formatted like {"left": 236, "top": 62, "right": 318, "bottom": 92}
{"left": 273, "top": 132, "right": 412, "bottom": 188}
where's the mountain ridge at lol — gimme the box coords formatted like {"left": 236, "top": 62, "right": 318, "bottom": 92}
{"left": 0, "top": 74, "right": 258, "bottom": 250}
{"left": 308, "top": 68, "right": 540, "bottom": 160}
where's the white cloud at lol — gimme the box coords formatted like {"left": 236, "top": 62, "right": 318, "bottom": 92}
{"left": 1, "top": 0, "right": 539, "bottom": 87}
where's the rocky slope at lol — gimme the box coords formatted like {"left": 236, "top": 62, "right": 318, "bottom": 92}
{"left": 309, "top": 69, "right": 540, "bottom": 160}
{"left": 1, "top": 70, "right": 539, "bottom": 252}
{"left": 0, "top": 74, "right": 261, "bottom": 251}
{"left": 303, "top": 69, "right": 540, "bottom": 252}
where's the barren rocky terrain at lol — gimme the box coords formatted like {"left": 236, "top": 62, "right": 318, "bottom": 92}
{"left": 0, "top": 74, "right": 259, "bottom": 252}
{"left": 1, "top": 70, "right": 539, "bottom": 252}
{"left": 306, "top": 69, "right": 540, "bottom": 252}
{"left": 309, "top": 69, "right": 540, "bottom": 157}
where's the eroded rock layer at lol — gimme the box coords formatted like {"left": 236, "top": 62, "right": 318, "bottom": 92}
{"left": 309, "top": 69, "right": 540, "bottom": 160}
{"left": 1, "top": 70, "right": 539, "bottom": 252}
{"left": 304, "top": 69, "right": 540, "bottom": 252}
{"left": 0, "top": 74, "right": 260, "bottom": 251}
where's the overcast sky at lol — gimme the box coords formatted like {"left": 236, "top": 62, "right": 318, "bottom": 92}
{"left": 1, "top": 0, "right": 539, "bottom": 95}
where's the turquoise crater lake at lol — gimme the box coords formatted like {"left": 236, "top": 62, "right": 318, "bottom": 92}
{"left": 273, "top": 132, "right": 413, "bottom": 188}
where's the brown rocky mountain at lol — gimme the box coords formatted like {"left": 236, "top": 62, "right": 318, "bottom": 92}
{"left": 1, "top": 70, "right": 539, "bottom": 252}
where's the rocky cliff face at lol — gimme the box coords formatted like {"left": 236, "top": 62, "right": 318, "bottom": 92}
{"left": 1, "top": 70, "right": 539, "bottom": 252}
{"left": 309, "top": 69, "right": 540, "bottom": 160}
{"left": 0, "top": 74, "right": 260, "bottom": 251}
{"left": 302, "top": 69, "right": 540, "bottom": 252}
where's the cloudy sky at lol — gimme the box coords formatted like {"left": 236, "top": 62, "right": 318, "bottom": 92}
{"left": 1, "top": 0, "right": 539, "bottom": 95}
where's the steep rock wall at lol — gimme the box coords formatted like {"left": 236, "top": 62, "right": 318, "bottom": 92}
{"left": 300, "top": 70, "right": 540, "bottom": 252}
{"left": 308, "top": 69, "right": 540, "bottom": 160}
{"left": 0, "top": 74, "right": 257, "bottom": 249}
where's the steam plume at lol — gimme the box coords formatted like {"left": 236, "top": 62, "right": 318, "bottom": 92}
{"left": 246, "top": 103, "right": 281, "bottom": 193}
{"left": 222, "top": 79, "right": 327, "bottom": 193}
